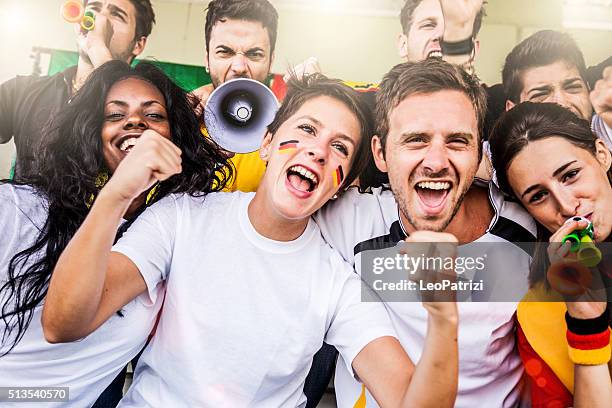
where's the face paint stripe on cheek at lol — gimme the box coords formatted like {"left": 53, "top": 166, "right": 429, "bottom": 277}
{"left": 333, "top": 165, "right": 344, "bottom": 188}
{"left": 278, "top": 140, "right": 299, "bottom": 153}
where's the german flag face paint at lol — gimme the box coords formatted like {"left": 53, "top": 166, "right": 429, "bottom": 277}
{"left": 278, "top": 140, "right": 299, "bottom": 154}
{"left": 333, "top": 165, "right": 344, "bottom": 188}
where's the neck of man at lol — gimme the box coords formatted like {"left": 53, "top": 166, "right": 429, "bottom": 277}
{"left": 73, "top": 56, "right": 96, "bottom": 94}
{"left": 74, "top": 47, "right": 132, "bottom": 93}
{"left": 248, "top": 189, "right": 310, "bottom": 242}
{"left": 400, "top": 184, "right": 494, "bottom": 244}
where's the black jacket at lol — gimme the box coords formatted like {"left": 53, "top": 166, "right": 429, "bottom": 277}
{"left": 0, "top": 66, "right": 77, "bottom": 178}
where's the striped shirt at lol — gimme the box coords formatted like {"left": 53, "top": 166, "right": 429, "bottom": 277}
{"left": 314, "top": 181, "right": 537, "bottom": 408}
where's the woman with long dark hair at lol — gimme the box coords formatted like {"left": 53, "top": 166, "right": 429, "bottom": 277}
{"left": 0, "top": 60, "right": 231, "bottom": 405}
{"left": 489, "top": 102, "right": 611, "bottom": 408}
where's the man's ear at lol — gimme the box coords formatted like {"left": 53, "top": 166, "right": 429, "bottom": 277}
{"left": 269, "top": 51, "right": 275, "bottom": 68}
{"left": 371, "top": 135, "right": 388, "bottom": 173}
{"left": 505, "top": 99, "right": 516, "bottom": 112}
{"left": 595, "top": 138, "right": 612, "bottom": 172}
{"left": 397, "top": 33, "right": 409, "bottom": 60}
{"left": 131, "top": 36, "right": 147, "bottom": 59}
{"left": 260, "top": 131, "right": 273, "bottom": 162}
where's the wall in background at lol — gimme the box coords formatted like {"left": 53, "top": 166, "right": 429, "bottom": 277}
{"left": 1, "top": 0, "right": 611, "bottom": 177}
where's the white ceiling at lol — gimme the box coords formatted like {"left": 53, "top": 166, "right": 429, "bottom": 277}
{"left": 164, "top": 0, "right": 402, "bottom": 5}
{"left": 162, "top": 0, "right": 612, "bottom": 7}
{"left": 158, "top": 0, "right": 612, "bottom": 18}
{"left": 160, "top": 0, "right": 405, "bottom": 14}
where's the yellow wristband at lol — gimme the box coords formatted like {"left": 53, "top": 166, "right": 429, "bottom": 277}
{"left": 568, "top": 344, "right": 611, "bottom": 365}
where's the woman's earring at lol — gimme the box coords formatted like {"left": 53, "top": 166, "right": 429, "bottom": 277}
{"left": 86, "top": 171, "right": 110, "bottom": 208}
{"left": 331, "top": 194, "right": 339, "bottom": 200}
{"left": 95, "top": 171, "right": 109, "bottom": 188}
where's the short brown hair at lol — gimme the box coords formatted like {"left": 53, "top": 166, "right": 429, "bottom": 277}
{"left": 205, "top": 0, "right": 279, "bottom": 53}
{"left": 375, "top": 59, "right": 487, "bottom": 158}
{"left": 129, "top": 0, "right": 155, "bottom": 39}
{"left": 267, "top": 74, "right": 373, "bottom": 190}
{"left": 399, "top": 0, "right": 486, "bottom": 38}
{"left": 502, "top": 30, "right": 588, "bottom": 104}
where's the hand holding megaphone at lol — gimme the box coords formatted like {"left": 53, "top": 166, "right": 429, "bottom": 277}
{"left": 204, "top": 78, "right": 279, "bottom": 154}
{"left": 191, "top": 84, "right": 214, "bottom": 117}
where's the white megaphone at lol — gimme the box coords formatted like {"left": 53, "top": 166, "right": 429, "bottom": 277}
{"left": 204, "top": 78, "right": 279, "bottom": 153}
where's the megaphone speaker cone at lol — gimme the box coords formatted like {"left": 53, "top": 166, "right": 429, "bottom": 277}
{"left": 204, "top": 78, "right": 279, "bottom": 154}
{"left": 223, "top": 91, "right": 255, "bottom": 125}
{"left": 236, "top": 107, "right": 250, "bottom": 120}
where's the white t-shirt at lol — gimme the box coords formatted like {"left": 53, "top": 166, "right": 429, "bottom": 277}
{"left": 0, "top": 184, "right": 163, "bottom": 407}
{"left": 314, "top": 183, "right": 537, "bottom": 408}
{"left": 113, "top": 191, "right": 396, "bottom": 407}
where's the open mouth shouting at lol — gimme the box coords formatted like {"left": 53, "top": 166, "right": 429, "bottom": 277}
{"left": 415, "top": 180, "right": 453, "bottom": 216}
{"left": 286, "top": 164, "right": 320, "bottom": 198}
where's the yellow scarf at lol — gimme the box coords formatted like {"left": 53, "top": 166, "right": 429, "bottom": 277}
{"left": 517, "top": 283, "right": 612, "bottom": 393}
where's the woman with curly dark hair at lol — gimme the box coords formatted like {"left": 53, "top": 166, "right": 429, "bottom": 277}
{"left": 0, "top": 60, "right": 231, "bottom": 406}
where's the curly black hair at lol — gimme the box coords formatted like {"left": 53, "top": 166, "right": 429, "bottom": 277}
{"left": 0, "top": 60, "right": 232, "bottom": 355}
